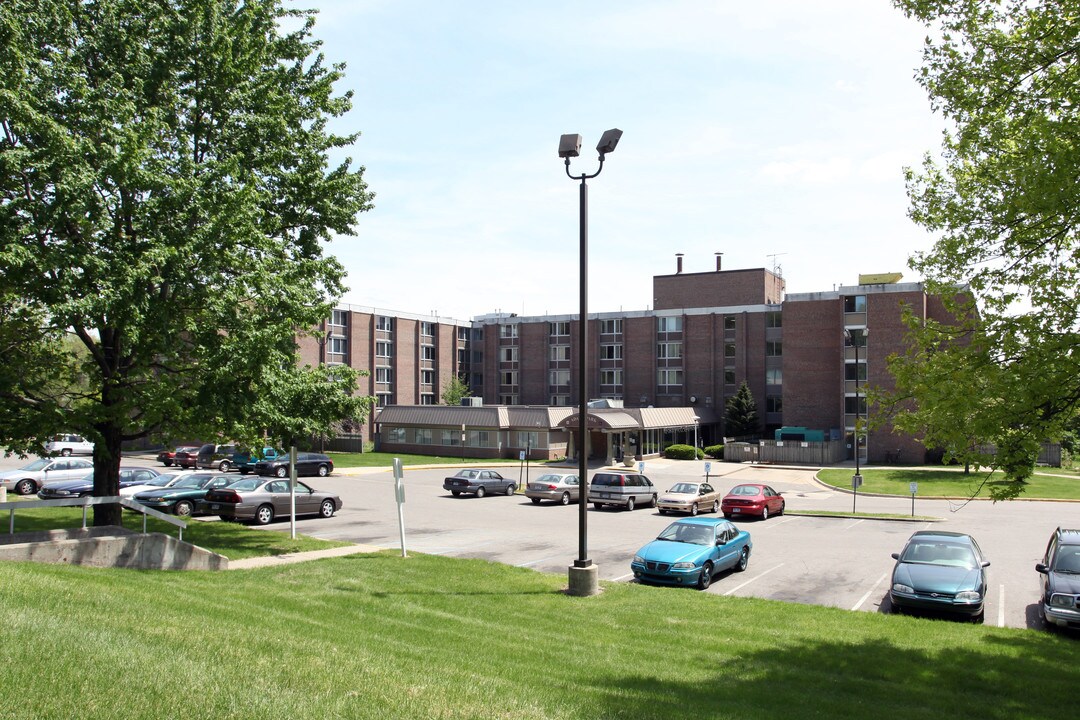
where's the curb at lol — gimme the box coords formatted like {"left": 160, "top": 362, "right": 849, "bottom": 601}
{"left": 227, "top": 543, "right": 382, "bottom": 570}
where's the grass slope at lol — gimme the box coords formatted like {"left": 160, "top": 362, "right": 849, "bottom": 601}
{"left": 1, "top": 552, "right": 1077, "bottom": 719}
{"left": 817, "top": 468, "right": 1080, "bottom": 500}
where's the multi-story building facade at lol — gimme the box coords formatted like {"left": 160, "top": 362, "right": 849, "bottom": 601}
{"left": 302, "top": 257, "right": 961, "bottom": 464}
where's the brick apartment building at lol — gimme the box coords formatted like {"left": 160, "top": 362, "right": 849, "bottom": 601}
{"left": 297, "top": 255, "right": 960, "bottom": 464}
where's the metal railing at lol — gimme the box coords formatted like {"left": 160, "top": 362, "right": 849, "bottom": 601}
{"left": 0, "top": 496, "right": 187, "bottom": 541}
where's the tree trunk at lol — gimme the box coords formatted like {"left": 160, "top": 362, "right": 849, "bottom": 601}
{"left": 92, "top": 422, "right": 124, "bottom": 527}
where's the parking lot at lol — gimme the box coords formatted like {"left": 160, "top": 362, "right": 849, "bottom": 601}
{"left": 5, "top": 453, "right": 1075, "bottom": 630}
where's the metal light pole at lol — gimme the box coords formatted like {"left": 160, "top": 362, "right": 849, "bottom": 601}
{"left": 560, "top": 128, "right": 622, "bottom": 597}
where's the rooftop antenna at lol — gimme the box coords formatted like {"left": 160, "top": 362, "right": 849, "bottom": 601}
{"left": 767, "top": 253, "right": 787, "bottom": 278}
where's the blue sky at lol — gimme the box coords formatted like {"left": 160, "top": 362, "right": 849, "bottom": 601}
{"left": 305, "top": 0, "right": 944, "bottom": 322}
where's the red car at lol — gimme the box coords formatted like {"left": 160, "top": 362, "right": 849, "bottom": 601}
{"left": 721, "top": 483, "right": 785, "bottom": 520}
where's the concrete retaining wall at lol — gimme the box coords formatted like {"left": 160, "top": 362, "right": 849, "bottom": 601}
{"left": 0, "top": 526, "right": 228, "bottom": 570}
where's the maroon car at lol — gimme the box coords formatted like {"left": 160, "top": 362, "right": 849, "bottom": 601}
{"left": 157, "top": 445, "right": 199, "bottom": 467}
{"left": 721, "top": 483, "right": 785, "bottom": 520}
{"left": 172, "top": 446, "right": 202, "bottom": 469}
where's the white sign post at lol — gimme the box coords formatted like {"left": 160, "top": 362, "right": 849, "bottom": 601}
{"left": 910, "top": 481, "right": 918, "bottom": 517}
{"left": 393, "top": 458, "right": 406, "bottom": 557}
{"left": 704, "top": 461, "right": 712, "bottom": 482}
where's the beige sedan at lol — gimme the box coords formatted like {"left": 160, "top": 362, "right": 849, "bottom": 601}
{"left": 656, "top": 481, "right": 722, "bottom": 516}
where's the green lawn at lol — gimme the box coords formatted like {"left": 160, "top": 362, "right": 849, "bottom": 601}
{"left": 0, "top": 505, "right": 350, "bottom": 560}
{"left": 817, "top": 467, "right": 1080, "bottom": 500}
{"left": 328, "top": 450, "right": 530, "bottom": 468}
{"left": 1, "top": 551, "right": 1077, "bottom": 719}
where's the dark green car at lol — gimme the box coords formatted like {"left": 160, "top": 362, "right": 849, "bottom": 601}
{"left": 131, "top": 472, "right": 237, "bottom": 517}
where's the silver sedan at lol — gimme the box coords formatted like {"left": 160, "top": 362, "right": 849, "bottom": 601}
{"left": 525, "top": 472, "right": 582, "bottom": 506}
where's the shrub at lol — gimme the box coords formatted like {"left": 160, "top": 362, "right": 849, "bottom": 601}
{"left": 664, "top": 444, "right": 703, "bottom": 460}
{"left": 705, "top": 444, "right": 724, "bottom": 460}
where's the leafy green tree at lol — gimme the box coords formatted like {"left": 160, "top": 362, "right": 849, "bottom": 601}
{"left": 724, "top": 382, "right": 760, "bottom": 439}
{"left": 0, "top": 0, "right": 374, "bottom": 523}
{"left": 440, "top": 375, "right": 471, "bottom": 406}
{"left": 889, "top": 0, "right": 1080, "bottom": 497}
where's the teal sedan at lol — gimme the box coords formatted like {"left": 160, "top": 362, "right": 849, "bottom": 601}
{"left": 631, "top": 517, "right": 752, "bottom": 590}
{"left": 889, "top": 531, "right": 989, "bottom": 621}
{"left": 131, "top": 472, "right": 236, "bottom": 517}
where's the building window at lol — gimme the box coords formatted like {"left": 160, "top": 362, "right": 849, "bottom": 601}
{"left": 458, "top": 326, "right": 469, "bottom": 341}
{"left": 517, "top": 431, "right": 539, "bottom": 448}
{"left": 499, "top": 394, "right": 518, "bottom": 405}
{"left": 766, "top": 396, "right": 783, "bottom": 413}
{"left": 844, "top": 295, "right": 866, "bottom": 313}
{"left": 376, "top": 316, "right": 393, "bottom": 332}
{"left": 550, "top": 345, "right": 570, "bottom": 362}
{"left": 500, "top": 371, "right": 517, "bottom": 386}
{"left": 600, "top": 318, "right": 622, "bottom": 335}
{"left": 549, "top": 370, "right": 570, "bottom": 387}
{"left": 421, "top": 369, "right": 435, "bottom": 386}
{"left": 845, "top": 396, "right": 868, "bottom": 414}
{"left": 457, "top": 348, "right": 468, "bottom": 365}
{"left": 421, "top": 345, "right": 436, "bottom": 361}
{"left": 376, "top": 341, "right": 392, "bottom": 358}
{"left": 420, "top": 321, "right": 434, "bottom": 337}
{"left": 766, "top": 367, "right": 782, "bottom": 385}
{"left": 500, "top": 347, "right": 517, "bottom": 363}
{"left": 329, "top": 337, "right": 347, "bottom": 355}
{"left": 550, "top": 321, "right": 569, "bottom": 337}
{"left": 375, "top": 367, "right": 393, "bottom": 384}
{"left": 550, "top": 394, "right": 570, "bottom": 406}
{"left": 387, "top": 427, "right": 405, "bottom": 443}
{"left": 766, "top": 311, "right": 782, "bottom": 328}
{"left": 724, "top": 369, "right": 736, "bottom": 385}
{"left": 420, "top": 393, "right": 435, "bottom": 405}
{"left": 600, "top": 343, "right": 623, "bottom": 360}
{"left": 658, "top": 368, "right": 683, "bottom": 387}
{"left": 600, "top": 369, "right": 622, "bottom": 386}
{"left": 724, "top": 315, "right": 736, "bottom": 331}
{"left": 845, "top": 363, "right": 867, "bottom": 381}
{"left": 330, "top": 309, "right": 348, "bottom": 328}
{"left": 500, "top": 324, "right": 518, "bottom": 339}
{"left": 415, "top": 428, "right": 433, "bottom": 444}
{"left": 766, "top": 340, "right": 782, "bottom": 357}
{"left": 376, "top": 392, "right": 393, "bottom": 407}
{"left": 658, "top": 342, "right": 682, "bottom": 360}
{"left": 724, "top": 343, "right": 736, "bottom": 358}
{"left": 658, "top": 316, "right": 683, "bottom": 333}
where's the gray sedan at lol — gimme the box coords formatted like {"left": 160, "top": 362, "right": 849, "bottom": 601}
{"left": 525, "top": 473, "right": 581, "bottom": 505}
{"left": 442, "top": 469, "right": 516, "bottom": 498}
{"left": 200, "top": 477, "right": 342, "bottom": 525}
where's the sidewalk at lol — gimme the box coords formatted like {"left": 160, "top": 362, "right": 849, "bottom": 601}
{"left": 227, "top": 543, "right": 383, "bottom": 570}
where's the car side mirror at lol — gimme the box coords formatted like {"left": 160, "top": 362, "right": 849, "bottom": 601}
{"left": 1036, "top": 563, "right": 1049, "bottom": 574}
{"left": 891, "top": 553, "right": 900, "bottom": 560}
{"left": 981, "top": 561, "right": 991, "bottom": 568}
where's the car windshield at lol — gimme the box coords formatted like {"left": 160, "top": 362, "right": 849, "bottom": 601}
{"left": 1052, "top": 548, "right": 1080, "bottom": 574}
{"left": 536, "top": 474, "right": 564, "bottom": 483}
{"left": 20, "top": 459, "right": 51, "bottom": 471}
{"left": 668, "top": 483, "right": 698, "bottom": 494}
{"left": 144, "top": 474, "right": 179, "bottom": 488}
{"left": 455, "top": 470, "right": 478, "bottom": 479}
{"left": 729, "top": 485, "right": 760, "bottom": 496}
{"left": 174, "top": 476, "right": 212, "bottom": 489}
{"left": 901, "top": 541, "right": 977, "bottom": 568}
{"left": 657, "top": 522, "right": 713, "bottom": 546}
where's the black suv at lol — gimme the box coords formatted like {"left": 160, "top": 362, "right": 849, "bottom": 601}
{"left": 1036, "top": 527, "right": 1080, "bottom": 630}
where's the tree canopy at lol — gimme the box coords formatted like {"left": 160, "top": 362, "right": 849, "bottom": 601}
{"left": 724, "top": 381, "right": 760, "bottom": 439}
{"left": 888, "top": 0, "right": 1079, "bottom": 496}
{"left": 440, "top": 375, "right": 471, "bottom": 407}
{"left": 0, "top": 0, "right": 375, "bottom": 522}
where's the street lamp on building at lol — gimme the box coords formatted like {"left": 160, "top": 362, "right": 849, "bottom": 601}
{"left": 693, "top": 416, "right": 700, "bottom": 459}
{"left": 844, "top": 328, "right": 868, "bottom": 512}
{"left": 560, "top": 128, "right": 622, "bottom": 598}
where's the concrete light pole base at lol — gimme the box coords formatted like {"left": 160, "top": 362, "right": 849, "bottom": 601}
{"left": 567, "top": 563, "right": 600, "bottom": 597}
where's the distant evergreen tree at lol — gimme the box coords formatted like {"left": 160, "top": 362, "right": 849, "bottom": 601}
{"left": 724, "top": 382, "right": 760, "bottom": 439}
{"left": 441, "top": 375, "right": 471, "bottom": 406}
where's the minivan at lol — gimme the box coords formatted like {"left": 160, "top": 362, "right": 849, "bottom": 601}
{"left": 587, "top": 471, "right": 657, "bottom": 511}
{"left": 194, "top": 444, "right": 239, "bottom": 471}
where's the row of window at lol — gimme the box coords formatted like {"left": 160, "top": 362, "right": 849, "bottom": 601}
{"left": 496, "top": 312, "right": 787, "bottom": 341}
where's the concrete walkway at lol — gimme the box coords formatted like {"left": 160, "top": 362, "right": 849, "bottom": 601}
{"left": 227, "top": 542, "right": 383, "bottom": 570}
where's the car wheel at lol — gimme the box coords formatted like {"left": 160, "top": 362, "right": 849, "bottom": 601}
{"left": 319, "top": 499, "right": 336, "bottom": 519}
{"left": 163, "top": 459, "right": 173, "bottom": 467}
{"left": 239, "top": 468, "right": 249, "bottom": 475}
{"left": 778, "top": 501, "right": 785, "bottom": 516}
{"left": 724, "top": 513, "right": 732, "bottom": 519}
{"left": 658, "top": 508, "right": 667, "bottom": 515}
{"left": 451, "top": 490, "right": 461, "bottom": 497}
{"left": 712, "top": 500, "right": 720, "bottom": 513}
{"left": 736, "top": 546, "right": 749, "bottom": 572}
{"left": 972, "top": 609, "right": 985, "bottom": 624}
{"left": 174, "top": 500, "right": 194, "bottom": 517}
{"left": 625, "top": 497, "right": 636, "bottom": 512}
{"left": 60, "top": 448, "right": 72, "bottom": 457}
{"left": 275, "top": 466, "right": 288, "bottom": 478}
{"left": 593, "top": 503, "right": 603, "bottom": 510}
{"left": 475, "top": 486, "right": 486, "bottom": 498}
{"left": 504, "top": 483, "right": 516, "bottom": 496}
{"left": 218, "top": 460, "right": 230, "bottom": 472}
{"left": 651, "top": 494, "right": 658, "bottom": 507}
{"left": 255, "top": 504, "right": 274, "bottom": 525}
{"left": 14, "top": 479, "right": 36, "bottom": 496}
{"left": 698, "top": 562, "right": 713, "bottom": 590}
{"left": 560, "top": 492, "right": 570, "bottom": 506}
{"left": 317, "top": 464, "right": 329, "bottom": 477}
{"left": 761, "top": 506, "right": 769, "bottom": 521}
{"left": 690, "top": 503, "right": 699, "bottom": 516}
{"left": 531, "top": 497, "right": 541, "bottom": 505}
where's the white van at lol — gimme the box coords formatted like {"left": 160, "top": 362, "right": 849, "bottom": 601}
{"left": 45, "top": 434, "right": 95, "bottom": 456}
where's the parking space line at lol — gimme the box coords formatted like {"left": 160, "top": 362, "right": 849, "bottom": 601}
{"left": 722, "top": 563, "right": 785, "bottom": 596}
{"left": 611, "top": 572, "right": 635, "bottom": 582}
{"left": 998, "top": 584, "right": 1005, "bottom": 627}
{"left": 843, "top": 519, "right": 866, "bottom": 531}
{"left": 852, "top": 571, "right": 889, "bottom": 611}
